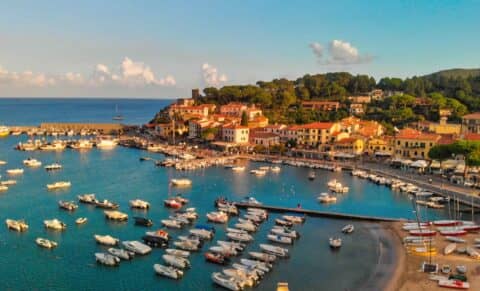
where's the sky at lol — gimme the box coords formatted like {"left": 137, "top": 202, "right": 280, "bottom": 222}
{"left": 0, "top": 0, "right": 479, "bottom": 98}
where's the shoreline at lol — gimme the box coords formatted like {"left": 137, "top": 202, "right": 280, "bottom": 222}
{"left": 359, "top": 222, "right": 405, "bottom": 291}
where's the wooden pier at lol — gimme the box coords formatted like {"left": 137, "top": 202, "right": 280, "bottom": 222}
{"left": 234, "top": 203, "right": 407, "bottom": 222}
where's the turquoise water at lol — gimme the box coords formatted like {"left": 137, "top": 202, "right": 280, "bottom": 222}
{"left": 0, "top": 99, "right": 450, "bottom": 290}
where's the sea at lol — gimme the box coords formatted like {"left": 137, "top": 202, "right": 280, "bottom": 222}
{"left": 0, "top": 98, "right": 453, "bottom": 290}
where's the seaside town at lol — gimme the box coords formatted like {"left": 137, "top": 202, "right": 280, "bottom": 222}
{"left": 3, "top": 1, "right": 480, "bottom": 291}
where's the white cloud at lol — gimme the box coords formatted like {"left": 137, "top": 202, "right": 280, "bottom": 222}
{"left": 309, "top": 42, "right": 324, "bottom": 60}
{"left": 202, "top": 63, "right": 228, "bottom": 87}
{"left": 310, "top": 39, "right": 373, "bottom": 65}
{"left": 0, "top": 57, "right": 176, "bottom": 89}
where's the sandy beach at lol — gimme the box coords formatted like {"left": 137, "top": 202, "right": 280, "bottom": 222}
{"left": 385, "top": 222, "right": 480, "bottom": 290}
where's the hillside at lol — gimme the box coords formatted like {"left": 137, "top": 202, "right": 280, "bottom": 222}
{"left": 425, "top": 68, "right": 480, "bottom": 79}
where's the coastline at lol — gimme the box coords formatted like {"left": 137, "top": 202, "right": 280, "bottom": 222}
{"left": 359, "top": 222, "right": 405, "bottom": 291}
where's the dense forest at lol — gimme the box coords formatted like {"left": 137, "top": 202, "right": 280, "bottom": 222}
{"left": 155, "top": 69, "right": 480, "bottom": 130}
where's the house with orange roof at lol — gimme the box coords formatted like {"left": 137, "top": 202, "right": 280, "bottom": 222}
{"left": 219, "top": 102, "right": 248, "bottom": 117}
{"left": 394, "top": 128, "right": 441, "bottom": 159}
{"left": 294, "top": 122, "right": 341, "bottom": 148}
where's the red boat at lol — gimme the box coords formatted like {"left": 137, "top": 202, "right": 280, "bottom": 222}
{"left": 438, "top": 279, "right": 470, "bottom": 289}
{"left": 164, "top": 199, "right": 182, "bottom": 209}
{"left": 433, "top": 220, "right": 461, "bottom": 227}
{"left": 439, "top": 230, "right": 468, "bottom": 236}
{"left": 461, "top": 225, "right": 480, "bottom": 232}
{"left": 409, "top": 230, "right": 436, "bottom": 237}
{"left": 204, "top": 252, "right": 228, "bottom": 265}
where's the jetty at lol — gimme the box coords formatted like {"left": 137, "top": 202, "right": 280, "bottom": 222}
{"left": 234, "top": 203, "right": 406, "bottom": 222}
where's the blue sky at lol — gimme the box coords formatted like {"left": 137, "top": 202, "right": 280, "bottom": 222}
{"left": 0, "top": 0, "right": 479, "bottom": 97}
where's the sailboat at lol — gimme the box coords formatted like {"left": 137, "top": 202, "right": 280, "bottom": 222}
{"left": 112, "top": 105, "right": 124, "bottom": 121}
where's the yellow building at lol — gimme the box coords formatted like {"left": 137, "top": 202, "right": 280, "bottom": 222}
{"left": 221, "top": 124, "right": 250, "bottom": 144}
{"left": 333, "top": 137, "right": 365, "bottom": 155}
{"left": 427, "top": 117, "right": 461, "bottom": 135}
{"left": 295, "top": 122, "right": 341, "bottom": 147}
{"left": 394, "top": 129, "right": 441, "bottom": 159}
{"left": 155, "top": 122, "right": 188, "bottom": 139}
{"left": 366, "top": 137, "right": 394, "bottom": 156}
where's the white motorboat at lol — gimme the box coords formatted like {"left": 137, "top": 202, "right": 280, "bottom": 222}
{"left": 70, "top": 140, "right": 93, "bottom": 150}
{"left": 96, "top": 138, "right": 118, "bottom": 149}
{"left": 161, "top": 219, "right": 182, "bottom": 229}
{"left": 108, "top": 248, "right": 134, "bottom": 260}
{"left": 36, "top": 237, "right": 57, "bottom": 249}
{"left": 240, "top": 258, "right": 272, "bottom": 273}
{"left": 271, "top": 227, "right": 299, "bottom": 239}
{"left": 189, "top": 228, "right": 214, "bottom": 239}
{"left": 95, "top": 253, "right": 120, "bottom": 266}
{"left": 218, "top": 240, "right": 245, "bottom": 251}
{"left": 211, "top": 272, "right": 243, "bottom": 291}
{"left": 267, "top": 234, "right": 293, "bottom": 244}
{"left": 122, "top": 240, "right": 152, "bottom": 255}
{"left": 44, "top": 219, "right": 66, "bottom": 230}
{"left": 23, "top": 158, "right": 42, "bottom": 167}
{"left": 226, "top": 227, "right": 248, "bottom": 235}
{"left": 170, "top": 178, "right": 192, "bottom": 187}
{"left": 342, "top": 224, "right": 354, "bottom": 234}
{"left": 207, "top": 211, "right": 229, "bottom": 223}
{"left": 318, "top": 193, "right": 337, "bottom": 203}
{"left": 227, "top": 232, "right": 253, "bottom": 242}
{"left": 45, "top": 163, "right": 62, "bottom": 171}
{"left": 162, "top": 254, "right": 190, "bottom": 269}
{"left": 209, "top": 245, "right": 238, "bottom": 257}
{"left": 78, "top": 193, "right": 97, "bottom": 204}
{"left": 1, "top": 180, "right": 16, "bottom": 186}
{"left": 173, "top": 241, "right": 199, "bottom": 251}
{"left": 232, "top": 166, "right": 245, "bottom": 172}
{"left": 249, "top": 251, "right": 276, "bottom": 262}
{"left": 234, "top": 222, "right": 257, "bottom": 232}
{"left": 271, "top": 166, "right": 281, "bottom": 173}
{"left": 165, "top": 249, "right": 190, "bottom": 258}
{"left": 5, "top": 219, "right": 29, "bottom": 232}
{"left": 130, "top": 199, "right": 150, "bottom": 209}
{"left": 6, "top": 168, "right": 24, "bottom": 175}
{"left": 75, "top": 217, "right": 88, "bottom": 225}
{"left": 0, "top": 185, "right": 8, "bottom": 191}
{"left": 96, "top": 200, "right": 120, "bottom": 209}
{"left": 275, "top": 219, "right": 293, "bottom": 227}
{"left": 259, "top": 243, "right": 289, "bottom": 257}
{"left": 282, "top": 215, "right": 305, "bottom": 224}
{"left": 250, "top": 169, "right": 266, "bottom": 176}
{"left": 0, "top": 160, "right": 6, "bottom": 165}
{"left": 222, "top": 269, "right": 255, "bottom": 287}
{"left": 153, "top": 264, "right": 184, "bottom": 280}
{"left": 58, "top": 200, "right": 78, "bottom": 211}
{"left": 444, "top": 243, "right": 457, "bottom": 255}
{"left": 329, "top": 237, "right": 342, "bottom": 248}
{"left": 232, "top": 263, "right": 265, "bottom": 277}
{"left": 46, "top": 181, "right": 71, "bottom": 190}
{"left": 104, "top": 210, "right": 128, "bottom": 221}
{"left": 94, "top": 234, "right": 119, "bottom": 246}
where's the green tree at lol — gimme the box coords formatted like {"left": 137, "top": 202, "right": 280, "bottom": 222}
{"left": 240, "top": 111, "right": 248, "bottom": 126}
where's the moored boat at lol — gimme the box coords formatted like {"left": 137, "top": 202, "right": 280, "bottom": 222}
{"left": 95, "top": 252, "right": 120, "bottom": 266}
{"left": 46, "top": 181, "right": 71, "bottom": 190}
{"left": 44, "top": 219, "right": 66, "bottom": 230}
{"left": 5, "top": 219, "right": 29, "bottom": 232}
{"left": 104, "top": 210, "right": 128, "bottom": 221}
{"left": 342, "top": 224, "right": 354, "bottom": 234}
{"left": 75, "top": 217, "right": 88, "bottom": 224}
{"left": 162, "top": 254, "right": 190, "bottom": 269}
{"left": 259, "top": 243, "right": 289, "bottom": 257}
{"left": 205, "top": 251, "right": 229, "bottom": 265}
{"left": 122, "top": 240, "right": 152, "bottom": 255}
{"left": 58, "top": 200, "right": 78, "bottom": 211}
{"left": 153, "top": 264, "right": 184, "bottom": 280}
{"left": 211, "top": 272, "right": 243, "bottom": 291}
{"left": 94, "top": 234, "right": 119, "bottom": 246}
{"left": 130, "top": 199, "right": 150, "bottom": 209}
{"left": 329, "top": 237, "right": 342, "bottom": 248}
{"left": 36, "top": 237, "right": 57, "bottom": 249}
{"left": 108, "top": 248, "right": 134, "bottom": 260}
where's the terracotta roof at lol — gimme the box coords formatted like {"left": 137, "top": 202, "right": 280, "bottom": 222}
{"left": 463, "top": 112, "right": 480, "bottom": 119}
{"left": 250, "top": 132, "right": 279, "bottom": 139}
{"left": 336, "top": 137, "right": 359, "bottom": 144}
{"left": 300, "top": 122, "right": 335, "bottom": 130}
{"left": 438, "top": 134, "right": 458, "bottom": 145}
{"left": 465, "top": 133, "right": 480, "bottom": 141}
{"left": 396, "top": 128, "right": 440, "bottom": 141}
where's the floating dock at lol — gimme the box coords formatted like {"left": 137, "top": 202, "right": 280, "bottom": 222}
{"left": 234, "top": 203, "right": 406, "bottom": 222}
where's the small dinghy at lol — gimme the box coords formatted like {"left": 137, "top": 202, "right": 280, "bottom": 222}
{"left": 165, "top": 249, "right": 190, "bottom": 258}
{"left": 227, "top": 232, "right": 253, "bottom": 242}
{"left": 122, "top": 240, "right": 152, "bottom": 255}
{"left": 275, "top": 219, "right": 293, "bottom": 227}
{"left": 161, "top": 219, "right": 182, "bottom": 229}
{"left": 108, "top": 248, "right": 134, "bottom": 260}
{"left": 329, "top": 237, "right": 342, "bottom": 249}
{"left": 129, "top": 199, "right": 150, "bottom": 209}
{"left": 205, "top": 251, "right": 229, "bottom": 265}
{"left": 58, "top": 200, "right": 78, "bottom": 211}
{"left": 75, "top": 217, "right": 88, "bottom": 225}
{"left": 259, "top": 243, "right": 289, "bottom": 258}
{"left": 36, "top": 237, "right": 57, "bottom": 249}
{"left": 189, "top": 228, "right": 214, "bottom": 240}
{"left": 267, "top": 234, "right": 293, "bottom": 245}
{"left": 94, "top": 234, "right": 119, "bottom": 246}
{"left": 5, "top": 219, "right": 29, "bottom": 232}
{"left": 342, "top": 224, "right": 354, "bottom": 234}
{"left": 95, "top": 252, "right": 120, "bottom": 266}
{"left": 134, "top": 217, "right": 153, "bottom": 227}
{"left": 153, "top": 264, "right": 184, "bottom": 280}
{"left": 163, "top": 254, "right": 191, "bottom": 269}
{"left": 249, "top": 251, "right": 276, "bottom": 263}
{"left": 444, "top": 243, "right": 457, "bottom": 255}
{"left": 44, "top": 219, "right": 66, "bottom": 231}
